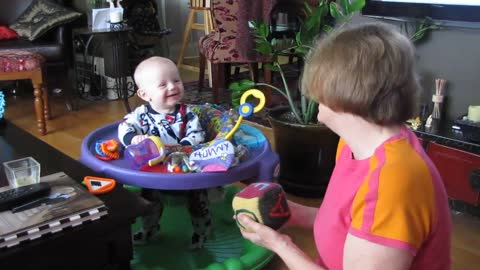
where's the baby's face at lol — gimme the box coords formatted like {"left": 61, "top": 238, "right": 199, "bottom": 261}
{"left": 139, "top": 60, "right": 184, "bottom": 112}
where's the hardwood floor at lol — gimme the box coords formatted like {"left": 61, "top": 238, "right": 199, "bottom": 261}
{"left": 3, "top": 84, "right": 480, "bottom": 270}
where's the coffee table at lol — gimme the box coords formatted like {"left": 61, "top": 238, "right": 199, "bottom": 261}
{"left": 0, "top": 120, "right": 148, "bottom": 270}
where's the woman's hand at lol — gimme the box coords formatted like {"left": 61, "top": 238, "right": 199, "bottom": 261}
{"left": 237, "top": 214, "right": 291, "bottom": 253}
{"left": 238, "top": 214, "right": 325, "bottom": 270}
{"left": 131, "top": 135, "right": 149, "bottom": 145}
{"left": 284, "top": 200, "right": 320, "bottom": 229}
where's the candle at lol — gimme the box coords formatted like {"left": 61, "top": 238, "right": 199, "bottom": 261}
{"left": 467, "top": 105, "right": 480, "bottom": 122}
{"left": 110, "top": 11, "right": 122, "bottom": 23}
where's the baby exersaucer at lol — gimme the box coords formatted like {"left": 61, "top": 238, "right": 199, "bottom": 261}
{"left": 79, "top": 90, "right": 280, "bottom": 269}
{"left": 79, "top": 109, "right": 279, "bottom": 189}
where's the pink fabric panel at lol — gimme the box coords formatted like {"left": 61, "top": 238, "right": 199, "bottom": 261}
{"left": 199, "top": 0, "right": 276, "bottom": 63}
{"left": 236, "top": 0, "right": 276, "bottom": 60}
{"left": 0, "top": 50, "right": 45, "bottom": 72}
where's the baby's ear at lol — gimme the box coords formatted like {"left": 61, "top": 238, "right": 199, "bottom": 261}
{"left": 137, "top": 89, "right": 149, "bottom": 102}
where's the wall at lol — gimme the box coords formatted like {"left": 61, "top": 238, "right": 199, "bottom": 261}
{"left": 161, "top": 0, "right": 205, "bottom": 60}
{"left": 353, "top": 15, "right": 480, "bottom": 122}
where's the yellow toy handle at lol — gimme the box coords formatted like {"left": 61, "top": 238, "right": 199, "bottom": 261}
{"left": 147, "top": 136, "right": 166, "bottom": 166}
{"left": 240, "top": 89, "right": 266, "bottom": 113}
{"left": 225, "top": 89, "right": 265, "bottom": 140}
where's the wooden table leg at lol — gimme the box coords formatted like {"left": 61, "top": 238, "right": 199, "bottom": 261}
{"left": 32, "top": 69, "right": 46, "bottom": 135}
{"left": 42, "top": 84, "right": 50, "bottom": 120}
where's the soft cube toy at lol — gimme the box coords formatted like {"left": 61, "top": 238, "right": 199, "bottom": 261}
{"left": 232, "top": 182, "right": 290, "bottom": 231}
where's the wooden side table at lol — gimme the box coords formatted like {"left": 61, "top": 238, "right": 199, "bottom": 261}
{"left": 71, "top": 26, "right": 135, "bottom": 112}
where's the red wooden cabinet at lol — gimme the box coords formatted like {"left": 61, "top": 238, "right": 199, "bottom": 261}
{"left": 426, "top": 142, "right": 480, "bottom": 206}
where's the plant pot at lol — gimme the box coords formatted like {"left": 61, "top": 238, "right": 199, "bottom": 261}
{"left": 268, "top": 109, "right": 339, "bottom": 198}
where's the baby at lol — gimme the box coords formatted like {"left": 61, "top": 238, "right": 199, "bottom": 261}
{"left": 118, "top": 56, "right": 211, "bottom": 248}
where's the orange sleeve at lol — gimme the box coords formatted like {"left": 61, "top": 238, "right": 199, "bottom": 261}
{"left": 349, "top": 143, "right": 436, "bottom": 253}
{"left": 336, "top": 138, "right": 346, "bottom": 161}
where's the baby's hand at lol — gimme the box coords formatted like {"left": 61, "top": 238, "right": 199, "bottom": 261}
{"left": 131, "top": 135, "right": 149, "bottom": 145}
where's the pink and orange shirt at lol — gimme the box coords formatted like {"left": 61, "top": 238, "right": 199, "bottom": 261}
{"left": 314, "top": 126, "right": 451, "bottom": 270}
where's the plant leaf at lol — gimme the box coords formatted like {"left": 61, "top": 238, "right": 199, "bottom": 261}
{"left": 303, "top": 1, "right": 313, "bottom": 14}
{"left": 294, "top": 46, "right": 308, "bottom": 55}
{"left": 323, "top": 24, "right": 333, "bottom": 34}
{"left": 264, "top": 63, "right": 280, "bottom": 72}
{"left": 256, "top": 41, "right": 272, "bottom": 55}
{"left": 329, "top": 2, "right": 343, "bottom": 19}
{"left": 340, "top": 0, "right": 350, "bottom": 14}
{"left": 229, "top": 79, "right": 256, "bottom": 108}
{"left": 271, "top": 38, "right": 278, "bottom": 47}
{"left": 258, "top": 22, "right": 269, "bottom": 38}
{"left": 229, "top": 79, "right": 255, "bottom": 92}
{"left": 349, "top": 0, "right": 366, "bottom": 12}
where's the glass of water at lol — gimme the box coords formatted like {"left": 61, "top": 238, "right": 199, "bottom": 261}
{"left": 3, "top": 157, "right": 41, "bottom": 188}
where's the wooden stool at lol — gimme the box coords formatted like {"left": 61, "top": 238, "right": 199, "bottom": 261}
{"left": 0, "top": 50, "right": 50, "bottom": 135}
{"left": 176, "top": 0, "right": 213, "bottom": 73}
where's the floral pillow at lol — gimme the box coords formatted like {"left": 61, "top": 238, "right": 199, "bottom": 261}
{"left": 0, "top": 26, "right": 19, "bottom": 40}
{"left": 10, "top": 0, "right": 82, "bottom": 41}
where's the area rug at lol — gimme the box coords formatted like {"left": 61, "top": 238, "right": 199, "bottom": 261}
{"left": 183, "top": 80, "right": 284, "bottom": 128}
{"left": 182, "top": 71, "right": 300, "bottom": 128}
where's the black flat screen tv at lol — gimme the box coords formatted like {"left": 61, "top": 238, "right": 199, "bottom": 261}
{"left": 362, "top": 0, "right": 480, "bottom": 23}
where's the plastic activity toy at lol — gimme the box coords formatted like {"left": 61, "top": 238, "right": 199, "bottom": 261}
{"left": 94, "top": 139, "right": 121, "bottom": 161}
{"left": 232, "top": 182, "right": 290, "bottom": 232}
{"left": 83, "top": 176, "right": 116, "bottom": 194}
{"left": 79, "top": 89, "right": 280, "bottom": 269}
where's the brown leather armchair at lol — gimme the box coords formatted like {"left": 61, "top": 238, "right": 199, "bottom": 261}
{"left": 0, "top": 0, "right": 74, "bottom": 68}
{"left": 0, "top": 0, "right": 80, "bottom": 110}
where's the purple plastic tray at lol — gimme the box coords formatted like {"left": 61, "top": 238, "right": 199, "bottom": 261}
{"left": 80, "top": 121, "right": 279, "bottom": 190}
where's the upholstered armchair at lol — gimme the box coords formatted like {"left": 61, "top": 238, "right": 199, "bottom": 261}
{"left": 198, "top": 0, "right": 277, "bottom": 104}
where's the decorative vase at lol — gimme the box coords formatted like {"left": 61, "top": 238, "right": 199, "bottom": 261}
{"left": 268, "top": 108, "right": 339, "bottom": 198}
{"left": 87, "top": 0, "right": 107, "bottom": 27}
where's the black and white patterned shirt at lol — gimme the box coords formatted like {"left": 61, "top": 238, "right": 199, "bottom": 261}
{"left": 118, "top": 103, "right": 205, "bottom": 146}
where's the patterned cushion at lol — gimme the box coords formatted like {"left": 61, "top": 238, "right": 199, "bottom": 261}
{"left": 9, "top": 0, "right": 82, "bottom": 41}
{"left": 0, "top": 50, "right": 45, "bottom": 72}
{"left": 0, "top": 25, "right": 19, "bottom": 40}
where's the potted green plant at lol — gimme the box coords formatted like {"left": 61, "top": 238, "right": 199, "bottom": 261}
{"left": 229, "top": 0, "right": 365, "bottom": 197}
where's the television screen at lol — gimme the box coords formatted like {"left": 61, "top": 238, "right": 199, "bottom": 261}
{"left": 362, "top": 0, "right": 480, "bottom": 23}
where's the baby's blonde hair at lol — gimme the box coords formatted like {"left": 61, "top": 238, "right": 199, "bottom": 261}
{"left": 134, "top": 56, "right": 176, "bottom": 90}
{"left": 302, "top": 22, "right": 421, "bottom": 125}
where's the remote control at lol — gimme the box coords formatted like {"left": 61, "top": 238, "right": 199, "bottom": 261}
{"left": 0, "top": 183, "right": 51, "bottom": 212}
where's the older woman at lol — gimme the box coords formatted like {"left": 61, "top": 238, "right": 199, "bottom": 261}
{"left": 238, "top": 22, "right": 451, "bottom": 270}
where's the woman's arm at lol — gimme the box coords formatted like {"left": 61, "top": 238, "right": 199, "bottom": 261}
{"left": 239, "top": 216, "right": 413, "bottom": 270}
{"left": 343, "top": 234, "right": 413, "bottom": 270}
{"left": 286, "top": 200, "right": 319, "bottom": 229}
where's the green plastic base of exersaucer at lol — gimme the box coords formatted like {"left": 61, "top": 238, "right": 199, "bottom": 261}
{"left": 129, "top": 185, "right": 274, "bottom": 270}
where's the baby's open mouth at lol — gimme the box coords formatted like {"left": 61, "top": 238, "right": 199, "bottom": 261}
{"left": 167, "top": 93, "right": 178, "bottom": 98}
